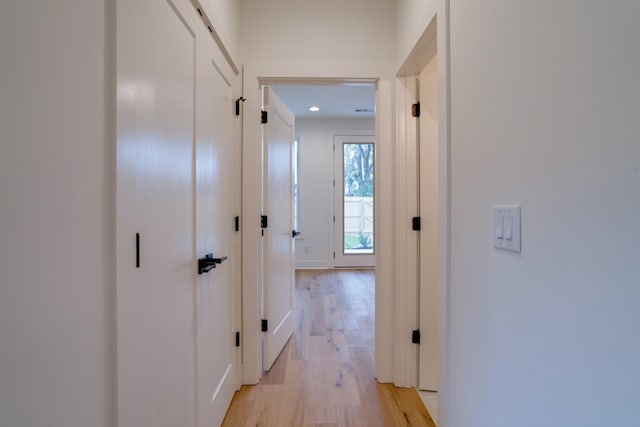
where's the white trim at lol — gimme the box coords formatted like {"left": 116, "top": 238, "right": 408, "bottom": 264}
{"left": 295, "top": 261, "right": 332, "bottom": 269}
{"left": 437, "top": 3, "right": 451, "bottom": 425}
{"left": 417, "top": 389, "right": 438, "bottom": 425}
{"left": 230, "top": 68, "right": 243, "bottom": 390}
{"left": 241, "top": 66, "right": 263, "bottom": 384}
{"left": 396, "top": 1, "right": 438, "bottom": 76}
{"left": 373, "top": 79, "right": 394, "bottom": 383}
{"left": 241, "top": 74, "right": 395, "bottom": 385}
{"left": 189, "top": 0, "right": 239, "bottom": 75}
{"left": 258, "top": 77, "right": 377, "bottom": 86}
{"left": 395, "top": 2, "right": 451, "bottom": 426}
{"left": 393, "top": 76, "right": 420, "bottom": 387}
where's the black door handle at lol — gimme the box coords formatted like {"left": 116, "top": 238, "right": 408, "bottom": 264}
{"left": 198, "top": 254, "right": 228, "bottom": 275}
{"left": 292, "top": 230, "right": 300, "bottom": 238}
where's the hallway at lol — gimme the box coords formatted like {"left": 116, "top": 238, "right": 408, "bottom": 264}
{"left": 222, "top": 269, "right": 434, "bottom": 426}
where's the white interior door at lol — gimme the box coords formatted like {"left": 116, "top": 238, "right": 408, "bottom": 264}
{"left": 194, "top": 46, "right": 236, "bottom": 426}
{"left": 116, "top": 0, "right": 196, "bottom": 425}
{"left": 418, "top": 55, "right": 440, "bottom": 392}
{"left": 262, "top": 87, "right": 296, "bottom": 371}
{"left": 334, "top": 135, "right": 376, "bottom": 268}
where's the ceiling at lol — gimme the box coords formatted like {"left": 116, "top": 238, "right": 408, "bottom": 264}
{"left": 271, "top": 84, "right": 375, "bottom": 119}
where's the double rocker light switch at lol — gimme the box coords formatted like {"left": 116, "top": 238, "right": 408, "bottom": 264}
{"left": 494, "top": 205, "right": 521, "bottom": 253}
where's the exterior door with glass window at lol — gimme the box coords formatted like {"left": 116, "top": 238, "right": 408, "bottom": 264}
{"left": 334, "top": 135, "right": 375, "bottom": 267}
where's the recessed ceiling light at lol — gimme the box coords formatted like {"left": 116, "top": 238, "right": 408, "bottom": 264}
{"left": 309, "top": 106, "right": 320, "bottom": 112}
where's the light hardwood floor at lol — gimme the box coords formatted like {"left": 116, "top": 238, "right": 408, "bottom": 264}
{"left": 222, "top": 269, "right": 435, "bottom": 427}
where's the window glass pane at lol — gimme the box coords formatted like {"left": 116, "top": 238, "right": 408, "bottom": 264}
{"left": 343, "top": 143, "right": 374, "bottom": 254}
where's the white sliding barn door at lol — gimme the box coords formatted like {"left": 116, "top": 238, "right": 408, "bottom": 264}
{"left": 116, "top": 0, "right": 196, "bottom": 425}
{"left": 262, "top": 88, "right": 296, "bottom": 371}
{"left": 194, "top": 41, "right": 236, "bottom": 427}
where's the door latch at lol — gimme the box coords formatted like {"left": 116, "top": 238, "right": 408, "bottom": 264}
{"left": 198, "top": 254, "right": 228, "bottom": 274}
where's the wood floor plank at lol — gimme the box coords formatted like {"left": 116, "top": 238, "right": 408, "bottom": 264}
{"left": 221, "top": 269, "right": 435, "bottom": 427}
{"left": 260, "top": 339, "right": 289, "bottom": 385}
{"left": 304, "top": 405, "right": 337, "bottom": 425}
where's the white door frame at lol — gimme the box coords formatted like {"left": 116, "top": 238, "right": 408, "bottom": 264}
{"left": 395, "top": 2, "right": 450, "bottom": 426}
{"left": 241, "top": 74, "right": 396, "bottom": 384}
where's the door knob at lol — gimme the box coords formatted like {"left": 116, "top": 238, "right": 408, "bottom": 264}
{"left": 292, "top": 230, "right": 300, "bottom": 238}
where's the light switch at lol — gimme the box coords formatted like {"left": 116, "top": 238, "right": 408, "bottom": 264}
{"left": 504, "top": 216, "right": 513, "bottom": 240}
{"left": 496, "top": 216, "right": 504, "bottom": 239}
{"left": 494, "top": 205, "right": 521, "bottom": 253}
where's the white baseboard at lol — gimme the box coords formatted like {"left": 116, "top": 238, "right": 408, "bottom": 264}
{"left": 417, "top": 389, "right": 438, "bottom": 425}
{"left": 294, "top": 260, "right": 331, "bottom": 269}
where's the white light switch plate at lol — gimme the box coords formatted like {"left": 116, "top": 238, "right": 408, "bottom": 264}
{"left": 494, "top": 205, "right": 521, "bottom": 253}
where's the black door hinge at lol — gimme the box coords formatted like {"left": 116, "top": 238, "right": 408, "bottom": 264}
{"left": 412, "top": 216, "right": 421, "bottom": 231}
{"left": 234, "top": 216, "right": 240, "bottom": 232}
{"left": 261, "top": 110, "right": 268, "bottom": 124}
{"left": 411, "top": 102, "right": 420, "bottom": 118}
{"left": 235, "top": 97, "right": 246, "bottom": 116}
{"left": 261, "top": 215, "right": 268, "bottom": 228}
{"left": 261, "top": 319, "right": 268, "bottom": 332}
{"left": 412, "top": 329, "right": 421, "bottom": 344}
{"left": 235, "top": 331, "right": 240, "bottom": 347}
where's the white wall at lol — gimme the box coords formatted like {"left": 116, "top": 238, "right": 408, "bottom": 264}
{"left": 396, "top": 0, "right": 437, "bottom": 69}
{"left": 295, "top": 118, "right": 375, "bottom": 269}
{"left": 441, "top": 1, "right": 640, "bottom": 426}
{"left": 0, "top": 2, "right": 113, "bottom": 426}
{"left": 240, "top": 0, "right": 395, "bottom": 78}
{"left": 239, "top": 0, "right": 398, "bottom": 383}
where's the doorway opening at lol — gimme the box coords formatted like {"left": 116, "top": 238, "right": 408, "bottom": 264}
{"left": 261, "top": 82, "right": 378, "bottom": 376}
{"left": 270, "top": 83, "right": 377, "bottom": 270}
{"left": 241, "top": 74, "right": 394, "bottom": 394}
